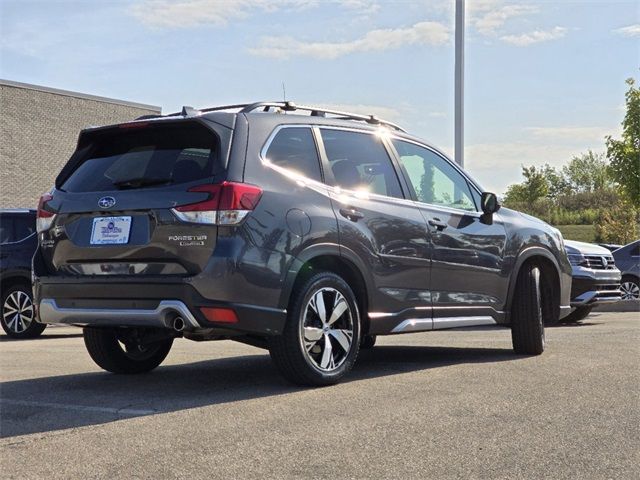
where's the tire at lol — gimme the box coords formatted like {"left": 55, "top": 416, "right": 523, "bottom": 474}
{"left": 83, "top": 327, "right": 173, "bottom": 374}
{"left": 561, "top": 306, "right": 593, "bottom": 323}
{"left": 511, "top": 265, "right": 545, "bottom": 355}
{"left": 1, "top": 284, "right": 46, "bottom": 339}
{"left": 360, "top": 334, "right": 377, "bottom": 349}
{"left": 269, "top": 272, "right": 361, "bottom": 386}
{"left": 620, "top": 276, "right": 640, "bottom": 301}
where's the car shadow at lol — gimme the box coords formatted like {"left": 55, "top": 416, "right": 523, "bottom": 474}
{"left": 0, "top": 345, "right": 518, "bottom": 439}
{"left": 0, "top": 333, "right": 84, "bottom": 342}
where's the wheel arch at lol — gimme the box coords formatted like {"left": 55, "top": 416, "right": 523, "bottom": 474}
{"left": 506, "top": 247, "right": 561, "bottom": 324}
{"left": 279, "top": 243, "right": 374, "bottom": 334}
{"left": 0, "top": 272, "right": 32, "bottom": 297}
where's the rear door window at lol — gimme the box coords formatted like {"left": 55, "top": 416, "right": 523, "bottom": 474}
{"left": 264, "top": 127, "right": 322, "bottom": 182}
{"left": 60, "top": 122, "right": 220, "bottom": 192}
{"left": 320, "top": 129, "right": 403, "bottom": 199}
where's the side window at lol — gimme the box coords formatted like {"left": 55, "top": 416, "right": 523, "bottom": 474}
{"left": 630, "top": 243, "right": 640, "bottom": 257}
{"left": 13, "top": 216, "right": 36, "bottom": 241}
{"left": 392, "top": 140, "right": 477, "bottom": 212}
{"left": 0, "top": 215, "right": 13, "bottom": 244}
{"left": 264, "top": 127, "right": 322, "bottom": 182}
{"left": 320, "top": 129, "right": 403, "bottom": 198}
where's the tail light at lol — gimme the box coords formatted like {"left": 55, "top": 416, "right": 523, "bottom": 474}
{"left": 36, "top": 193, "right": 56, "bottom": 233}
{"left": 172, "top": 182, "right": 262, "bottom": 225}
{"left": 200, "top": 307, "right": 238, "bottom": 323}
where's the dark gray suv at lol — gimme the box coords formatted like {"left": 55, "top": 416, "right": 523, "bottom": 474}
{"left": 33, "top": 102, "right": 572, "bottom": 385}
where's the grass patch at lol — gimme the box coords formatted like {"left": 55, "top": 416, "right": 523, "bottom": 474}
{"left": 556, "top": 224, "right": 596, "bottom": 242}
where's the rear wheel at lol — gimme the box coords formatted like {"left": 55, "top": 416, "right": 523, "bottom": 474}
{"left": 1, "top": 284, "right": 46, "bottom": 339}
{"left": 269, "top": 272, "right": 361, "bottom": 386}
{"left": 511, "top": 264, "right": 545, "bottom": 355}
{"left": 83, "top": 327, "right": 173, "bottom": 374}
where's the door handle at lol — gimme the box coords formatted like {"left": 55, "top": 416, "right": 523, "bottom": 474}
{"left": 339, "top": 207, "right": 364, "bottom": 222}
{"left": 428, "top": 218, "right": 448, "bottom": 231}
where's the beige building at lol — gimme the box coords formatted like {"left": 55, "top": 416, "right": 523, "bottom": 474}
{"left": 0, "top": 79, "right": 161, "bottom": 208}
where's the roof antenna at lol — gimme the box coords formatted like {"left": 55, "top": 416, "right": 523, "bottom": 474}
{"left": 282, "top": 82, "right": 286, "bottom": 102}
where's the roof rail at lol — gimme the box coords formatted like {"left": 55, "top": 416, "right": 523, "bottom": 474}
{"left": 155, "top": 101, "right": 406, "bottom": 132}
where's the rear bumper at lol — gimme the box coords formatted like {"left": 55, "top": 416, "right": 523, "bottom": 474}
{"left": 34, "top": 278, "right": 286, "bottom": 336}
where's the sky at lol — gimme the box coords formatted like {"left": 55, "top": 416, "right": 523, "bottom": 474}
{"left": 1, "top": 0, "right": 638, "bottom": 193}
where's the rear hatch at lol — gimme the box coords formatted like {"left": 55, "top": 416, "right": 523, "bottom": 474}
{"left": 39, "top": 119, "right": 233, "bottom": 277}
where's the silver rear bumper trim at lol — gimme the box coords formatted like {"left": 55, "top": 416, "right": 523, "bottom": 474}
{"left": 38, "top": 298, "right": 200, "bottom": 330}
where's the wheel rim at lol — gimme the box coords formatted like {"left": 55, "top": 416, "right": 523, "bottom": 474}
{"left": 3, "top": 290, "right": 34, "bottom": 333}
{"left": 620, "top": 281, "right": 640, "bottom": 301}
{"left": 300, "top": 287, "right": 354, "bottom": 372}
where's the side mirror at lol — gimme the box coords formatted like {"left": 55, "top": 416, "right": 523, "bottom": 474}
{"left": 481, "top": 192, "right": 501, "bottom": 215}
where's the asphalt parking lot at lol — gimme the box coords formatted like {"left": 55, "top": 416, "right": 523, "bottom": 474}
{"left": 1, "top": 312, "right": 638, "bottom": 479}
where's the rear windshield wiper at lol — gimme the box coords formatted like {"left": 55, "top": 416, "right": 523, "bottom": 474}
{"left": 112, "top": 177, "right": 173, "bottom": 189}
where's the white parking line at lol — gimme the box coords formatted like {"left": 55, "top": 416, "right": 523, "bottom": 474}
{"left": 0, "top": 399, "right": 156, "bottom": 416}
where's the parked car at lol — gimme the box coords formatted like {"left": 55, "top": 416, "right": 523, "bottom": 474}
{"left": 613, "top": 240, "right": 640, "bottom": 301}
{"left": 0, "top": 209, "right": 46, "bottom": 338}
{"left": 33, "top": 101, "right": 572, "bottom": 386}
{"left": 562, "top": 240, "right": 622, "bottom": 322}
{"left": 598, "top": 243, "right": 622, "bottom": 252}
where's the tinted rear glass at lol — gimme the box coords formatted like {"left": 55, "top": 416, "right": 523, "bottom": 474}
{"left": 61, "top": 123, "right": 220, "bottom": 192}
{"left": 0, "top": 214, "right": 35, "bottom": 243}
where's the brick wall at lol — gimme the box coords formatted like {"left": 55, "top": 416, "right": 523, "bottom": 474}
{"left": 0, "top": 81, "right": 160, "bottom": 208}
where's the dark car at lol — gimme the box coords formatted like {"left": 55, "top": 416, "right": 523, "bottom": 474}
{"left": 1, "top": 209, "right": 46, "bottom": 338}
{"left": 33, "top": 102, "right": 572, "bottom": 386}
{"left": 598, "top": 243, "right": 622, "bottom": 253}
{"left": 613, "top": 241, "right": 640, "bottom": 301}
{"left": 562, "top": 240, "right": 621, "bottom": 322}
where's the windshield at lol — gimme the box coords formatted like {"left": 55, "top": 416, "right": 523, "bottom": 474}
{"left": 60, "top": 122, "right": 220, "bottom": 192}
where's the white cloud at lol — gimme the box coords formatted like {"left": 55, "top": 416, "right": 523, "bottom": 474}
{"left": 130, "top": 0, "right": 377, "bottom": 28}
{"left": 248, "top": 21, "right": 450, "bottom": 59}
{"left": 472, "top": 4, "right": 538, "bottom": 36}
{"left": 500, "top": 26, "right": 567, "bottom": 46}
{"left": 465, "top": 142, "right": 587, "bottom": 193}
{"left": 613, "top": 24, "right": 640, "bottom": 37}
{"left": 524, "top": 126, "right": 611, "bottom": 143}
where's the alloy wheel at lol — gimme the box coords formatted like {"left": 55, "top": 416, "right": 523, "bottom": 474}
{"left": 3, "top": 290, "right": 34, "bottom": 334}
{"left": 620, "top": 281, "right": 640, "bottom": 301}
{"left": 300, "top": 287, "right": 354, "bottom": 372}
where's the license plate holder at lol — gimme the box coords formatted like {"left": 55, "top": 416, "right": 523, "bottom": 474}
{"left": 90, "top": 216, "right": 132, "bottom": 245}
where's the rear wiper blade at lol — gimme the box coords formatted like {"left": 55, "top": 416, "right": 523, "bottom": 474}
{"left": 112, "top": 177, "right": 172, "bottom": 189}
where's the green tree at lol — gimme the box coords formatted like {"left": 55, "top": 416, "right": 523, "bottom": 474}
{"left": 562, "top": 150, "right": 613, "bottom": 193}
{"left": 504, "top": 165, "right": 549, "bottom": 204}
{"left": 606, "top": 78, "right": 640, "bottom": 205}
{"left": 541, "top": 164, "right": 572, "bottom": 198}
{"left": 594, "top": 203, "right": 639, "bottom": 244}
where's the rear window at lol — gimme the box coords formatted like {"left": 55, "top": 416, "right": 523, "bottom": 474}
{"left": 60, "top": 122, "right": 220, "bottom": 192}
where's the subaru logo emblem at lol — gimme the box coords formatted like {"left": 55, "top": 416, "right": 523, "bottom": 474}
{"left": 98, "top": 196, "right": 116, "bottom": 209}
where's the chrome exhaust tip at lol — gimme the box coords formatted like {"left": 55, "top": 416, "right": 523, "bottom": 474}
{"left": 172, "top": 316, "right": 185, "bottom": 332}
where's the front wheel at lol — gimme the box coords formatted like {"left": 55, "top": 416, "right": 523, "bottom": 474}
{"left": 511, "top": 264, "right": 545, "bottom": 355}
{"left": 83, "top": 327, "right": 173, "bottom": 374}
{"left": 269, "top": 272, "right": 361, "bottom": 386}
{"left": 1, "top": 285, "right": 46, "bottom": 339}
{"left": 620, "top": 276, "right": 640, "bottom": 301}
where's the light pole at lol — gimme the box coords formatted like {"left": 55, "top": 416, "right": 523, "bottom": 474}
{"left": 454, "top": 0, "right": 465, "bottom": 168}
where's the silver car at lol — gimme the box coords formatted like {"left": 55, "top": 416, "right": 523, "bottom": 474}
{"left": 564, "top": 240, "right": 622, "bottom": 322}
